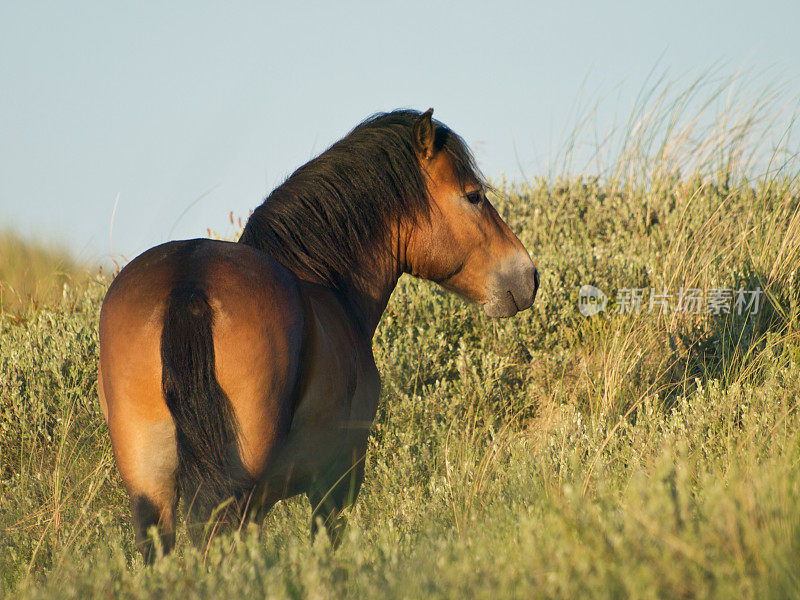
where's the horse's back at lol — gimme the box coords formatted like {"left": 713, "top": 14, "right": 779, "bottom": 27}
{"left": 99, "top": 239, "right": 306, "bottom": 487}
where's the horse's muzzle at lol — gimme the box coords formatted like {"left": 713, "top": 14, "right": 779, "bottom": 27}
{"left": 483, "top": 253, "right": 539, "bottom": 318}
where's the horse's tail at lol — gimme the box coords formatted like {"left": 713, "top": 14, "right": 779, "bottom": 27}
{"left": 160, "top": 281, "right": 250, "bottom": 532}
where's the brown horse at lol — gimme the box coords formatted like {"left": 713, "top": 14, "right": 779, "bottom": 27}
{"left": 98, "top": 109, "right": 538, "bottom": 561}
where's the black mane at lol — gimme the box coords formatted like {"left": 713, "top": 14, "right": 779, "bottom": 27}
{"left": 238, "top": 109, "right": 481, "bottom": 293}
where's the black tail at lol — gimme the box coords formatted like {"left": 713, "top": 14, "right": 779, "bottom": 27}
{"left": 160, "top": 281, "right": 252, "bottom": 533}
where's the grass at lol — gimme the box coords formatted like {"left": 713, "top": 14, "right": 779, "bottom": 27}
{"left": 1, "top": 73, "right": 800, "bottom": 598}
{"left": 0, "top": 231, "right": 100, "bottom": 316}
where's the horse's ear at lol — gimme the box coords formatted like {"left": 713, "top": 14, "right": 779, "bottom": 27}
{"left": 413, "top": 108, "right": 435, "bottom": 161}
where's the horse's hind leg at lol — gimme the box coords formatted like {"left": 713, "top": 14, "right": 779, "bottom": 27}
{"left": 307, "top": 451, "right": 366, "bottom": 548}
{"left": 181, "top": 484, "right": 246, "bottom": 549}
{"left": 130, "top": 492, "right": 178, "bottom": 563}
{"left": 112, "top": 417, "right": 179, "bottom": 563}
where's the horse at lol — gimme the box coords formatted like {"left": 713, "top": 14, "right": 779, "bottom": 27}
{"left": 98, "top": 108, "right": 538, "bottom": 562}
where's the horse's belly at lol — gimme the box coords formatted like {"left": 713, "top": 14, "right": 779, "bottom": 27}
{"left": 245, "top": 281, "right": 381, "bottom": 501}
{"left": 259, "top": 353, "right": 380, "bottom": 500}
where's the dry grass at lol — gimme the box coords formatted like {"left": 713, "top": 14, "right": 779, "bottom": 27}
{"left": 0, "top": 231, "right": 99, "bottom": 315}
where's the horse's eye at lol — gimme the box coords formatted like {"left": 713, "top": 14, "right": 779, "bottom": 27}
{"left": 466, "top": 191, "right": 483, "bottom": 205}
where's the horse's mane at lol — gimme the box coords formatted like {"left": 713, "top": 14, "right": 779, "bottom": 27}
{"left": 238, "top": 109, "right": 481, "bottom": 293}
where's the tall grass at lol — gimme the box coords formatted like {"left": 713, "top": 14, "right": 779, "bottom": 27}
{"left": 0, "top": 231, "right": 100, "bottom": 315}
{"left": 552, "top": 66, "right": 799, "bottom": 184}
{"left": 1, "top": 73, "right": 799, "bottom": 598}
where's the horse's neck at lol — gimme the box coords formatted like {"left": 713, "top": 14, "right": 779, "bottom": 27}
{"left": 341, "top": 255, "right": 402, "bottom": 338}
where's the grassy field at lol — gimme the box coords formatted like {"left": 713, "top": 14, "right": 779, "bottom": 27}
{"left": 0, "top": 232, "right": 99, "bottom": 316}
{"left": 2, "top": 79, "right": 800, "bottom": 598}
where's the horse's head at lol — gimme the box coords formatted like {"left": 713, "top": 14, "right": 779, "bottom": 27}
{"left": 404, "top": 109, "right": 538, "bottom": 317}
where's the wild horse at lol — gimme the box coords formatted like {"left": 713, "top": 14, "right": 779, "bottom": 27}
{"left": 98, "top": 109, "right": 538, "bottom": 561}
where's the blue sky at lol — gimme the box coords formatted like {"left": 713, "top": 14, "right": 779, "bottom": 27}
{"left": 1, "top": 0, "right": 798, "bottom": 264}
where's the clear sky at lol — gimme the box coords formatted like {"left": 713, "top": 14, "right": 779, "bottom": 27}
{"left": 1, "top": 0, "right": 798, "bottom": 264}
